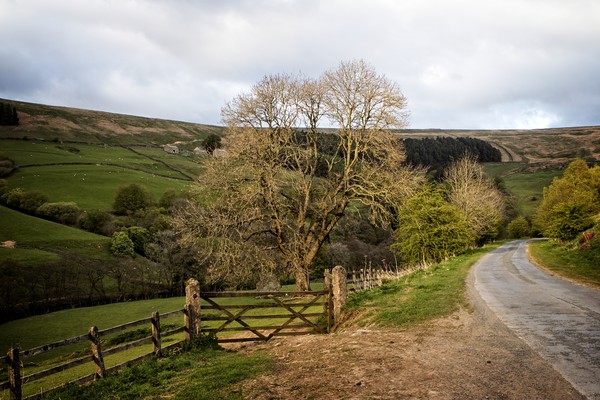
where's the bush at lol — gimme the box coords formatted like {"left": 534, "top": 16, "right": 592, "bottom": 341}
{"left": 544, "top": 202, "right": 595, "bottom": 241}
{"left": 79, "top": 209, "right": 114, "bottom": 235}
{"left": 110, "top": 231, "right": 135, "bottom": 257}
{"left": 3, "top": 187, "right": 25, "bottom": 208}
{"left": 19, "top": 191, "right": 49, "bottom": 213}
{"left": 394, "top": 187, "right": 474, "bottom": 266}
{"left": 36, "top": 202, "right": 81, "bottom": 225}
{"left": 113, "top": 184, "right": 153, "bottom": 215}
{"left": 122, "top": 226, "right": 151, "bottom": 256}
{"left": 159, "top": 188, "right": 180, "bottom": 209}
{"left": 507, "top": 216, "right": 530, "bottom": 238}
{"left": 534, "top": 159, "right": 600, "bottom": 241}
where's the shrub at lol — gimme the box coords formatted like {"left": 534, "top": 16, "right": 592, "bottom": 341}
{"left": 394, "top": 187, "right": 474, "bottom": 266}
{"left": 534, "top": 159, "right": 600, "bottom": 241}
{"left": 110, "top": 231, "right": 135, "bottom": 257}
{"left": 159, "top": 188, "right": 180, "bottom": 209}
{"left": 19, "top": 191, "right": 49, "bottom": 213}
{"left": 122, "top": 226, "right": 151, "bottom": 256}
{"left": 113, "top": 184, "right": 153, "bottom": 215}
{"left": 3, "top": 187, "right": 25, "bottom": 208}
{"left": 36, "top": 202, "right": 81, "bottom": 225}
{"left": 79, "top": 209, "right": 114, "bottom": 235}
{"left": 507, "top": 216, "right": 530, "bottom": 238}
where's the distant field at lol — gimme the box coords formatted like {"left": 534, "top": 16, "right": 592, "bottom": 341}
{"left": 484, "top": 162, "right": 563, "bottom": 216}
{"left": 131, "top": 146, "right": 205, "bottom": 178}
{"left": 2, "top": 139, "right": 198, "bottom": 210}
{"left": 8, "top": 164, "right": 191, "bottom": 210}
{"left": 502, "top": 170, "right": 562, "bottom": 216}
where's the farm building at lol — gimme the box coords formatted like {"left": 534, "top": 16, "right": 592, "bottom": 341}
{"left": 193, "top": 147, "right": 207, "bottom": 155}
{"left": 163, "top": 144, "right": 179, "bottom": 154}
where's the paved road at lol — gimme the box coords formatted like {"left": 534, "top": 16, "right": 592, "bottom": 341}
{"left": 473, "top": 240, "right": 600, "bottom": 399}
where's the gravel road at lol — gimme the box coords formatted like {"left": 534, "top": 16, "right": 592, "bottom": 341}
{"left": 473, "top": 240, "right": 600, "bottom": 399}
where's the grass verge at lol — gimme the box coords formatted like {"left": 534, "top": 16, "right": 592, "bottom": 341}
{"left": 528, "top": 240, "right": 600, "bottom": 289}
{"left": 35, "top": 335, "right": 272, "bottom": 400}
{"left": 347, "top": 243, "right": 501, "bottom": 328}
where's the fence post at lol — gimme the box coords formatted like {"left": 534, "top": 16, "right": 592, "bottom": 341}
{"left": 351, "top": 268, "right": 357, "bottom": 291}
{"left": 185, "top": 278, "right": 201, "bottom": 340}
{"left": 359, "top": 268, "right": 364, "bottom": 291}
{"left": 151, "top": 311, "right": 161, "bottom": 356}
{"left": 331, "top": 266, "right": 347, "bottom": 327}
{"left": 88, "top": 326, "right": 106, "bottom": 380}
{"left": 7, "top": 347, "right": 21, "bottom": 400}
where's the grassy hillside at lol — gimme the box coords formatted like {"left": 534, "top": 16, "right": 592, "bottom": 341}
{"left": 0, "top": 205, "right": 110, "bottom": 254}
{"left": 0, "top": 98, "right": 224, "bottom": 146}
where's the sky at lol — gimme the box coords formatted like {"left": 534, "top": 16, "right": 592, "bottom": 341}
{"left": 1, "top": 0, "right": 599, "bottom": 129}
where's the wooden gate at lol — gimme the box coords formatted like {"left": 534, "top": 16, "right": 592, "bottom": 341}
{"left": 199, "top": 290, "right": 331, "bottom": 343}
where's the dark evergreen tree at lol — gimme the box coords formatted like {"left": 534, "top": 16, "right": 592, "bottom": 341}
{"left": 403, "top": 136, "right": 501, "bottom": 176}
{"left": 0, "top": 102, "right": 19, "bottom": 126}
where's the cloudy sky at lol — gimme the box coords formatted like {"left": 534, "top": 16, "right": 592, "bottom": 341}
{"left": 1, "top": 0, "right": 599, "bottom": 129}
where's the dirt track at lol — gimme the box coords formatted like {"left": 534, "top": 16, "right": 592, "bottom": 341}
{"left": 235, "top": 267, "right": 585, "bottom": 399}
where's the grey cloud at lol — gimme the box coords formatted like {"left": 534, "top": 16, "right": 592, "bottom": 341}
{"left": 0, "top": 0, "right": 598, "bottom": 128}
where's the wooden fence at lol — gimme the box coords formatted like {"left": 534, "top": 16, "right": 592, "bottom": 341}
{"left": 346, "top": 265, "right": 404, "bottom": 292}
{"left": 0, "top": 309, "right": 185, "bottom": 400}
{"left": 1, "top": 265, "right": 402, "bottom": 399}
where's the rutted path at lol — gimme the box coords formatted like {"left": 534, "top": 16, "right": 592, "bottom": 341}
{"left": 473, "top": 240, "right": 600, "bottom": 399}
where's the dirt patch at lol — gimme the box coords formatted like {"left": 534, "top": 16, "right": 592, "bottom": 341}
{"left": 233, "top": 271, "right": 585, "bottom": 399}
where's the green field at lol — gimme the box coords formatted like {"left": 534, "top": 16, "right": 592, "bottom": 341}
{"left": 1, "top": 140, "right": 198, "bottom": 210}
{"left": 0, "top": 205, "right": 109, "bottom": 248}
{"left": 8, "top": 164, "right": 191, "bottom": 210}
{"left": 502, "top": 170, "right": 562, "bottom": 216}
{"left": 0, "top": 205, "right": 115, "bottom": 291}
{"left": 484, "top": 162, "right": 564, "bottom": 216}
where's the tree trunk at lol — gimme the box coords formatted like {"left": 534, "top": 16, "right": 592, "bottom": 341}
{"left": 294, "top": 266, "right": 311, "bottom": 292}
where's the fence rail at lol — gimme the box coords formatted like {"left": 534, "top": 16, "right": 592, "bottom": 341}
{"left": 2, "top": 266, "right": 405, "bottom": 400}
{"left": 1, "top": 309, "right": 185, "bottom": 400}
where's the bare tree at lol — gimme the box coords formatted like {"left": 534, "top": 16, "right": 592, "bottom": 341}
{"left": 173, "top": 60, "right": 421, "bottom": 291}
{"left": 444, "top": 153, "right": 505, "bottom": 243}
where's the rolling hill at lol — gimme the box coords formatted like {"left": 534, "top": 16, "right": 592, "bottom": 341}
{"left": 0, "top": 98, "right": 224, "bottom": 147}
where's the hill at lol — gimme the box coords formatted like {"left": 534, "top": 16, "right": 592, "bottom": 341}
{"left": 0, "top": 98, "right": 224, "bottom": 147}
{"left": 397, "top": 126, "right": 600, "bottom": 167}
{"left": 2, "top": 97, "right": 598, "bottom": 166}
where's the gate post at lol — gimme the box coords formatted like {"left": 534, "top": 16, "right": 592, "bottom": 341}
{"left": 7, "top": 347, "right": 21, "bottom": 400}
{"left": 331, "top": 266, "right": 347, "bottom": 327}
{"left": 185, "top": 278, "right": 201, "bottom": 340}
